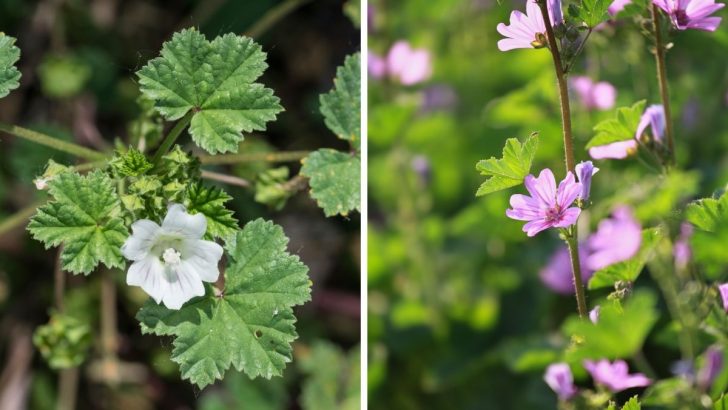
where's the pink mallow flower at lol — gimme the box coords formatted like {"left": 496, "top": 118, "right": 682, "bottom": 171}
{"left": 584, "top": 359, "right": 651, "bottom": 392}
{"left": 575, "top": 160, "right": 599, "bottom": 201}
{"left": 572, "top": 77, "right": 617, "bottom": 111}
{"left": 697, "top": 346, "right": 723, "bottom": 390}
{"left": 719, "top": 283, "right": 728, "bottom": 312}
{"left": 609, "top": 0, "right": 633, "bottom": 15}
{"left": 368, "top": 51, "right": 386, "bottom": 79}
{"left": 497, "top": 0, "right": 563, "bottom": 52}
{"left": 589, "top": 104, "right": 665, "bottom": 160}
{"left": 674, "top": 222, "right": 694, "bottom": 269}
{"left": 653, "top": 0, "right": 724, "bottom": 31}
{"left": 506, "top": 169, "right": 582, "bottom": 237}
{"left": 586, "top": 206, "right": 642, "bottom": 271}
{"left": 544, "top": 363, "right": 578, "bottom": 400}
{"left": 386, "top": 41, "right": 432, "bottom": 86}
{"left": 540, "top": 245, "right": 592, "bottom": 294}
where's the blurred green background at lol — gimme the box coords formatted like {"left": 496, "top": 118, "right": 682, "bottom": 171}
{"left": 367, "top": 0, "right": 728, "bottom": 408}
{"left": 0, "top": 0, "right": 360, "bottom": 409}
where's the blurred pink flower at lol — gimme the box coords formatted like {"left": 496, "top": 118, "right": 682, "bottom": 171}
{"left": 386, "top": 41, "right": 432, "bottom": 85}
{"left": 584, "top": 359, "right": 651, "bottom": 392}
{"left": 674, "top": 222, "right": 694, "bottom": 269}
{"left": 571, "top": 76, "right": 617, "bottom": 111}
{"left": 575, "top": 160, "right": 599, "bottom": 201}
{"left": 497, "top": 0, "right": 563, "bottom": 51}
{"left": 540, "top": 245, "right": 592, "bottom": 294}
{"left": 544, "top": 363, "right": 578, "bottom": 400}
{"left": 719, "top": 283, "right": 728, "bottom": 312}
{"left": 697, "top": 346, "right": 723, "bottom": 390}
{"left": 506, "top": 169, "right": 582, "bottom": 237}
{"left": 637, "top": 104, "right": 666, "bottom": 142}
{"left": 653, "top": 0, "right": 724, "bottom": 31}
{"left": 589, "top": 305, "right": 601, "bottom": 323}
{"left": 368, "top": 51, "right": 386, "bottom": 79}
{"left": 609, "top": 0, "right": 633, "bottom": 14}
{"left": 586, "top": 206, "right": 642, "bottom": 271}
{"left": 589, "top": 140, "right": 638, "bottom": 159}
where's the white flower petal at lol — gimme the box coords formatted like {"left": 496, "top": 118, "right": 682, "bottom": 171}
{"left": 127, "top": 256, "right": 166, "bottom": 303}
{"left": 181, "top": 239, "right": 223, "bottom": 282}
{"left": 121, "top": 219, "right": 160, "bottom": 261}
{"left": 161, "top": 262, "right": 205, "bottom": 309}
{"left": 161, "top": 203, "right": 207, "bottom": 239}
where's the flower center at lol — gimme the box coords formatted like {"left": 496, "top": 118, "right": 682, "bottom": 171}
{"left": 545, "top": 205, "right": 562, "bottom": 222}
{"left": 162, "top": 248, "right": 182, "bottom": 265}
{"left": 675, "top": 9, "right": 689, "bottom": 26}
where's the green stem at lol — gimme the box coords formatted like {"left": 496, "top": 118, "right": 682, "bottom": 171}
{"left": 537, "top": 1, "right": 576, "bottom": 172}
{"left": 200, "top": 170, "right": 251, "bottom": 188}
{"left": 564, "top": 28, "right": 593, "bottom": 73}
{"left": 566, "top": 234, "right": 588, "bottom": 319}
{"left": 0, "top": 123, "right": 106, "bottom": 161}
{"left": 199, "top": 150, "right": 310, "bottom": 165}
{"left": 151, "top": 113, "right": 192, "bottom": 165}
{"left": 245, "top": 0, "right": 312, "bottom": 38}
{"left": 650, "top": 5, "right": 676, "bottom": 165}
{"left": 0, "top": 201, "right": 43, "bottom": 237}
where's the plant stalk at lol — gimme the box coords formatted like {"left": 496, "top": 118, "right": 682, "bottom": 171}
{"left": 0, "top": 123, "right": 106, "bottom": 161}
{"left": 100, "top": 271, "right": 119, "bottom": 385}
{"left": 566, "top": 235, "right": 588, "bottom": 318}
{"left": 151, "top": 112, "right": 193, "bottom": 165}
{"left": 650, "top": 5, "right": 675, "bottom": 165}
{"left": 199, "top": 150, "right": 310, "bottom": 165}
{"left": 200, "top": 170, "right": 251, "bottom": 188}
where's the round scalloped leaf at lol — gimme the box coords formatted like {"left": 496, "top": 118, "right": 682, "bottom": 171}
{"left": 0, "top": 33, "right": 21, "bottom": 98}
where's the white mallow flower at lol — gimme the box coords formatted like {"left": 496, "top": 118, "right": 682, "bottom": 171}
{"left": 121, "top": 203, "right": 223, "bottom": 309}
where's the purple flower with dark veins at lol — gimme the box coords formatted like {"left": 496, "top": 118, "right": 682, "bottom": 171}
{"left": 506, "top": 169, "right": 582, "bottom": 237}
{"left": 584, "top": 359, "right": 651, "bottom": 392}
{"left": 540, "top": 245, "right": 592, "bottom": 294}
{"left": 697, "top": 346, "right": 723, "bottom": 390}
{"left": 496, "top": 0, "right": 563, "bottom": 51}
{"left": 586, "top": 206, "right": 642, "bottom": 271}
{"left": 719, "top": 283, "right": 728, "bottom": 312}
{"left": 544, "top": 363, "right": 578, "bottom": 400}
{"left": 653, "top": 0, "right": 724, "bottom": 31}
{"left": 575, "top": 160, "right": 599, "bottom": 201}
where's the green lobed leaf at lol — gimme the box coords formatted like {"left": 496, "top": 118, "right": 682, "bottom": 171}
{"left": 588, "top": 228, "right": 663, "bottom": 290}
{"left": 301, "top": 149, "right": 361, "bottom": 217}
{"left": 475, "top": 133, "right": 538, "bottom": 196}
{"left": 137, "top": 28, "right": 283, "bottom": 154}
{"left": 586, "top": 100, "right": 646, "bottom": 149}
{"left": 563, "top": 291, "right": 658, "bottom": 363}
{"left": 621, "top": 396, "right": 641, "bottom": 410}
{"left": 136, "top": 219, "right": 311, "bottom": 389}
{"left": 32, "top": 310, "right": 92, "bottom": 369}
{"left": 320, "top": 53, "right": 361, "bottom": 150}
{"left": 185, "top": 183, "right": 238, "bottom": 242}
{"left": 28, "top": 171, "right": 127, "bottom": 275}
{"left": 685, "top": 191, "right": 728, "bottom": 278}
{"left": 572, "top": 0, "right": 612, "bottom": 27}
{"left": 0, "top": 32, "right": 21, "bottom": 98}
{"left": 685, "top": 191, "right": 728, "bottom": 232}
{"left": 299, "top": 342, "right": 361, "bottom": 410}
{"left": 109, "top": 147, "right": 153, "bottom": 177}
{"left": 716, "top": 395, "right": 728, "bottom": 410}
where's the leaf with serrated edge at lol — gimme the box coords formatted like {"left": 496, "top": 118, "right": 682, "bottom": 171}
{"left": 137, "top": 29, "right": 283, "bottom": 154}
{"left": 622, "top": 396, "right": 641, "bottom": 410}
{"left": 475, "top": 133, "right": 538, "bottom": 196}
{"left": 685, "top": 191, "right": 728, "bottom": 232}
{"left": 320, "top": 53, "right": 361, "bottom": 150}
{"left": 28, "top": 171, "right": 127, "bottom": 275}
{"left": 301, "top": 149, "right": 361, "bottom": 217}
{"left": 136, "top": 219, "right": 311, "bottom": 388}
{"left": 185, "top": 183, "right": 238, "bottom": 241}
{"left": 586, "top": 101, "right": 646, "bottom": 149}
{"left": 0, "top": 33, "right": 21, "bottom": 98}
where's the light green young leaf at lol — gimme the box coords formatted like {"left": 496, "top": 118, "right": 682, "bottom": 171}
{"left": 28, "top": 171, "right": 127, "bottom": 275}
{"left": 588, "top": 228, "right": 662, "bottom": 290}
{"left": 301, "top": 149, "right": 361, "bottom": 217}
{"left": 563, "top": 291, "right": 658, "bottom": 363}
{"left": 185, "top": 183, "right": 238, "bottom": 242}
{"left": 136, "top": 219, "right": 311, "bottom": 389}
{"left": 320, "top": 53, "right": 361, "bottom": 150}
{"left": 586, "top": 100, "right": 646, "bottom": 149}
{"left": 475, "top": 133, "right": 538, "bottom": 196}
{"left": 621, "top": 396, "right": 641, "bottom": 410}
{"left": 137, "top": 28, "right": 283, "bottom": 154}
{"left": 715, "top": 394, "right": 728, "bottom": 410}
{"left": 0, "top": 33, "right": 21, "bottom": 98}
{"left": 299, "top": 342, "right": 361, "bottom": 410}
{"left": 570, "top": 0, "right": 612, "bottom": 27}
{"left": 685, "top": 191, "right": 728, "bottom": 232}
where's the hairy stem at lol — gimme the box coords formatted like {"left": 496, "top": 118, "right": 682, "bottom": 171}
{"left": 245, "top": 0, "right": 312, "bottom": 38}
{"left": 650, "top": 5, "right": 675, "bottom": 165}
{"left": 200, "top": 170, "right": 251, "bottom": 188}
{"left": 199, "top": 150, "right": 310, "bottom": 165}
{"left": 100, "top": 271, "right": 119, "bottom": 385}
{"left": 566, "top": 235, "right": 588, "bottom": 318}
{"left": 54, "top": 247, "right": 65, "bottom": 312}
{"left": 0, "top": 123, "right": 106, "bottom": 161}
{"left": 151, "top": 112, "right": 193, "bottom": 165}
{"left": 57, "top": 367, "right": 79, "bottom": 410}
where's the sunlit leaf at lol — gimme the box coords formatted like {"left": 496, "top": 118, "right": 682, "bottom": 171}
{"left": 475, "top": 133, "right": 538, "bottom": 196}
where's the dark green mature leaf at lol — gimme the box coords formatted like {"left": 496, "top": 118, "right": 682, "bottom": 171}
{"left": 320, "top": 53, "right": 361, "bottom": 150}
{"left": 563, "top": 291, "right": 658, "bottom": 363}
{"left": 475, "top": 133, "right": 538, "bottom": 196}
{"left": 572, "top": 0, "right": 612, "bottom": 27}
{"left": 586, "top": 101, "right": 646, "bottom": 149}
{"left": 299, "top": 342, "right": 360, "bottom": 410}
{"left": 185, "top": 183, "right": 238, "bottom": 242}
{"left": 588, "top": 228, "right": 663, "bottom": 290}
{"left": 301, "top": 149, "right": 361, "bottom": 217}
{"left": 137, "top": 29, "right": 283, "bottom": 154}
{"left": 137, "top": 219, "right": 311, "bottom": 389}
{"left": 0, "top": 32, "right": 21, "bottom": 98}
{"left": 685, "top": 191, "right": 728, "bottom": 232}
{"left": 28, "top": 171, "right": 127, "bottom": 275}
